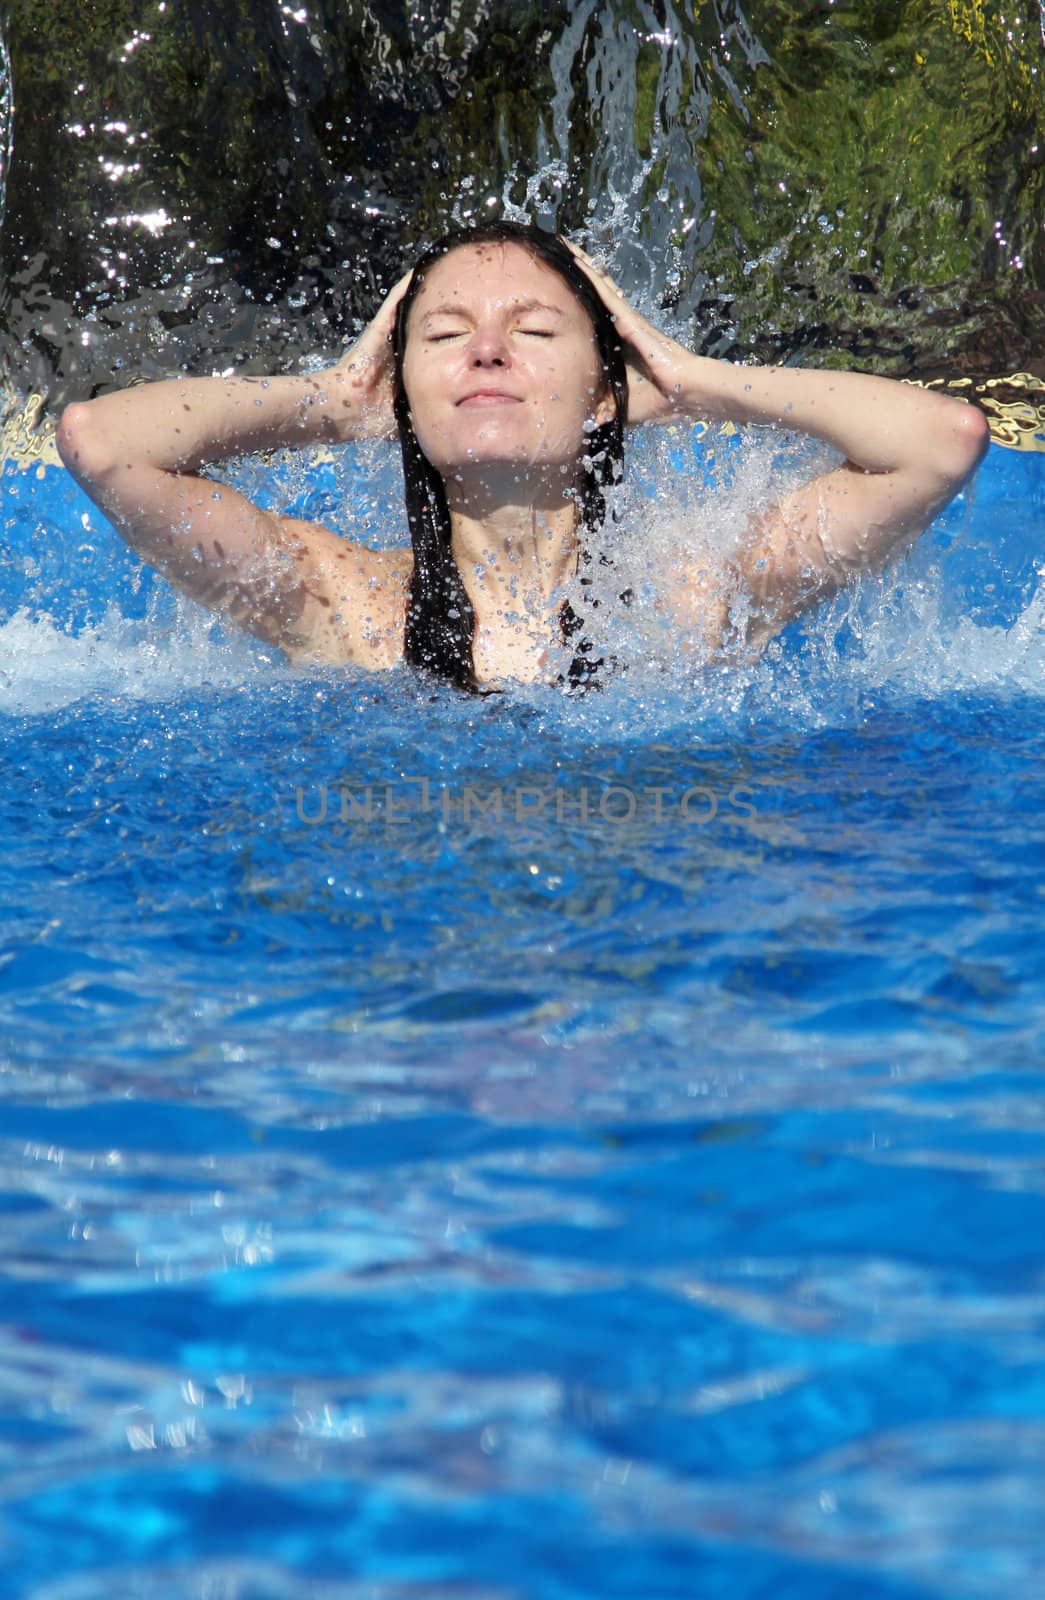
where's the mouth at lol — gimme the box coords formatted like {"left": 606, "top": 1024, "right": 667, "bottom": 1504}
{"left": 456, "top": 389, "right": 524, "bottom": 407}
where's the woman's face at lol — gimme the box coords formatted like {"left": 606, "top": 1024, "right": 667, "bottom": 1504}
{"left": 400, "top": 242, "right": 614, "bottom": 483}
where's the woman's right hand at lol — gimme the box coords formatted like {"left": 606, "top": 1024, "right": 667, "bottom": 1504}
{"left": 333, "top": 268, "right": 414, "bottom": 440}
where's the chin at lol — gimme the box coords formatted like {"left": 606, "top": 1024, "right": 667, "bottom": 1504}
{"left": 431, "top": 437, "right": 583, "bottom": 479}
{"left": 416, "top": 417, "right": 586, "bottom": 479}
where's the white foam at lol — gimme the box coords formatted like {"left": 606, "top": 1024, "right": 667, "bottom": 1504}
{"left": 602, "top": 430, "right": 1045, "bottom": 709}
{"left": 0, "top": 600, "right": 279, "bottom": 716}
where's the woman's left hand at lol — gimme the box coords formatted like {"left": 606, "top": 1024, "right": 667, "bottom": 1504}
{"left": 564, "top": 241, "right": 700, "bottom": 427}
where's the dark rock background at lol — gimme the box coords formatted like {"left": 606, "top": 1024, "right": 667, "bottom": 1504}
{"left": 1, "top": 0, "right": 1042, "bottom": 418}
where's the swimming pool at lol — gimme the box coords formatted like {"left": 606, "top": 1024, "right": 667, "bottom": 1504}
{"left": 4, "top": 0, "right": 1045, "bottom": 1591}
{"left": 1, "top": 431, "right": 1044, "bottom": 1597}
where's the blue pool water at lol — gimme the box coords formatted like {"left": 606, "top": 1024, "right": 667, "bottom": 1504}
{"left": 1, "top": 436, "right": 1045, "bottom": 1598}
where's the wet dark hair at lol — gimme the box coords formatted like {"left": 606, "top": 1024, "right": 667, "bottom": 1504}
{"left": 390, "top": 221, "right": 628, "bottom": 693}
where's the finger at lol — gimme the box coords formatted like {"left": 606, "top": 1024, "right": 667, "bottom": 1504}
{"left": 381, "top": 266, "right": 415, "bottom": 309}
{"left": 561, "top": 238, "right": 625, "bottom": 295}
{"left": 372, "top": 267, "right": 415, "bottom": 333}
{"left": 561, "top": 236, "right": 603, "bottom": 269}
{"left": 340, "top": 268, "right": 414, "bottom": 367}
{"left": 564, "top": 248, "right": 641, "bottom": 336}
{"left": 563, "top": 240, "right": 605, "bottom": 292}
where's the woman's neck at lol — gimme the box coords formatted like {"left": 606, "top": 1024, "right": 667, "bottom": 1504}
{"left": 448, "top": 493, "right": 582, "bottom": 616}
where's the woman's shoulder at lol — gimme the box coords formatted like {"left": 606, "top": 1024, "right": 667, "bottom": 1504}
{"left": 277, "top": 517, "right": 413, "bottom": 668}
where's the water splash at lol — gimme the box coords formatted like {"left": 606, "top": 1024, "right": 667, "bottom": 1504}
{"left": 0, "top": 20, "right": 11, "bottom": 242}
{"left": 3, "top": 436, "right": 1041, "bottom": 733}
{"left": 0, "top": 601, "right": 280, "bottom": 717}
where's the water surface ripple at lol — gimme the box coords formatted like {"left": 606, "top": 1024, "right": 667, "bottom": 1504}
{"left": 1, "top": 451, "right": 1044, "bottom": 1597}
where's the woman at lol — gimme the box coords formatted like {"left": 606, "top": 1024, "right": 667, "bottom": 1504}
{"left": 56, "top": 221, "right": 989, "bottom": 692}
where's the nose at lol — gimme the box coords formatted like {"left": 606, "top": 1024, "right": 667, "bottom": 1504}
{"left": 466, "top": 322, "right": 510, "bottom": 367}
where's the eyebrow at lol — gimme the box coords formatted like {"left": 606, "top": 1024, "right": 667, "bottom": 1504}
{"left": 419, "top": 298, "right": 568, "bottom": 325}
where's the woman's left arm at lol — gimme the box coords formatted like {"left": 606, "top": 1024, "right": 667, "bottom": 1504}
{"left": 569, "top": 246, "right": 990, "bottom": 641}
{"left": 658, "top": 359, "right": 989, "bottom": 642}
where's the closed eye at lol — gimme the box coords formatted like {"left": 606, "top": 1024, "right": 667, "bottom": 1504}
{"left": 424, "top": 325, "right": 557, "bottom": 342}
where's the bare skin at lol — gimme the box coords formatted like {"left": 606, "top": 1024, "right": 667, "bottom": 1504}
{"left": 56, "top": 241, "right": 990, "bottom": 684}
{"left": 398, "top": 242, "right": 618, "bottom": 683}
{"left": 56, "top": 269, "right": 415, "bottom": 671}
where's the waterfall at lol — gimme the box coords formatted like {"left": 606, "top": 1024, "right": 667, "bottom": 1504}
{"left": 0, "top": 0, "right": 1039, "bottom": 437}
{"left": 0, "top": 24, "right": 11, "bottom": 239}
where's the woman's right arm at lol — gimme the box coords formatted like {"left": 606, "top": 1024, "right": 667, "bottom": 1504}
{"left": 55, "top": 273, "right": 411, "bottom": 660}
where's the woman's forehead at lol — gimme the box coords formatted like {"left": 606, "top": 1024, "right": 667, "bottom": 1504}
{"left": 411, "top": 241, "right": 577, "bottom": 313}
